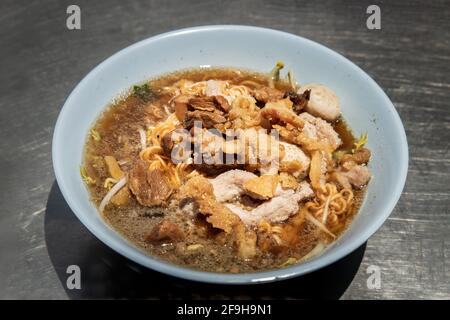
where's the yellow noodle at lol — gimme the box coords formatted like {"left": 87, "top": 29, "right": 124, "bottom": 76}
{"left": 303, "top": 182, "right": 354, "bottom": 236}
{"left": 271, "top": 226, "right": 283, "bottom": 234}
{"left": 272, "top": 234, "right": 283, "bottom": 245}
{"left": 165, "top": 79, "right": 253, "bottom": 103}
{"left": 327, "top": 214, "right": 340, "bottom": 228}
{"left": 139, "top": 112, "right": 195, "bottom": 188}
{"left": 258, "top": 220, "right": 284, "bottom": 245}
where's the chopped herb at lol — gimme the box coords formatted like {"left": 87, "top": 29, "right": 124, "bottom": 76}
{"left": 80, "top": 166, "right": 96, "bottom": 185}
{"left": 132, "top": 83, "right": 154, "bottom": 101}
{"left": 352, "top": 132, "right": 368, "bottom": 153}
{"left": 90, "top": 129, "right": 101, "bottom": 141}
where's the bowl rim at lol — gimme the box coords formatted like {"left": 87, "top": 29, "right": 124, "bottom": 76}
{"left": 52, "top": 25, "right": 409, "bottom": 284}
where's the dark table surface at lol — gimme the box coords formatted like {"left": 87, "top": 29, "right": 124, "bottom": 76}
{"left": 1, "top": 0, "right": 449, "bottom": 299}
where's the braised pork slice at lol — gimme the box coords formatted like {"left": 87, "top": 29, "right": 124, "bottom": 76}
{"left": 128, "top": 161, "right": 173, "bottom": 206}
{"left": 174, "top": 95, "right": 229, "bottom": 129}
{"left": 188, "top": 95, "right": 229, "bottom": 112}
{"left": 161, "top": 131, "right": 176, "bottom": 156}
{"left": 252, "top": 87, "right": 284, "bottom": 104}
{"left": 188, "top": 96, "right": 217, "bottom": 112}
{"left": 209, "top": 169, "right": 258, "bottom": 202}
{"left": 284, "top": 90, "right": 310, "bottom": 114}
{"left": 212, "top": 95, "right": 231, "bottom": 112}
{"left": 225, "top": 182, "right": 314, "bottom": 226}
{"left": 183, "top": 110, "right": 226, "bottom": 129}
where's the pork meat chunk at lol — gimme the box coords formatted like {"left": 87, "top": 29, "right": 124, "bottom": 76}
{"left": 208, "top": 169, "right": 258, "bottom": 202}
{"left": 298, "top": 84, "right": 340, "bottom": 121}
{"left": 225, "top": 182, "right": 314, "bottom": 226}
{"left": 128, "top": 161, "right": 173, "bottom": 206}
{"left": 298, "top": 112, "right": 342, "bottom": 151}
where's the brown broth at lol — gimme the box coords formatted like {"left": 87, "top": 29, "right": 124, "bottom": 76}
{"left": 83, "top": 68, "right": 367, "bottom": 273}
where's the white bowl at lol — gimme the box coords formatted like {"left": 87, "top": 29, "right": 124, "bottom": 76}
{"left": 52, "top": 25, "right": 408, "bottom": 284}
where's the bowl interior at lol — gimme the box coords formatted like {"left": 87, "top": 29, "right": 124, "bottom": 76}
{"left": 53, "top": 25, "right": 408, "bottom": 284}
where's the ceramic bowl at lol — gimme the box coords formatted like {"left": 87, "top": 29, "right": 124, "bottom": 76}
{"left": 52, "top": 25, "right": 408, "bottom": 284}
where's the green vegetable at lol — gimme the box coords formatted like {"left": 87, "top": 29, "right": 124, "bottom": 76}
{"left": 132, "top": 83, "right": 153, "bottom": 101}
{"left": 269, "top": 61, "right": 285, "bottom": 87}
{"left": 286, "top": 70, "right": 296, "bottom": 90}
{"left": 352, "top": 132, "right": 368, "bottom": 153}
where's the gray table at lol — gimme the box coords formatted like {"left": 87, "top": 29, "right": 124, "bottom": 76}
{"left": 1, "top": 0, "right": 449, "bottom": 300}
